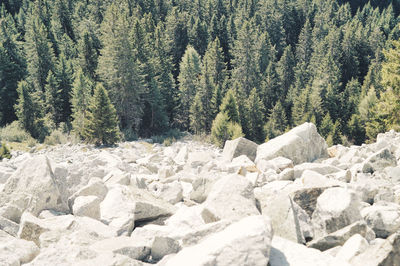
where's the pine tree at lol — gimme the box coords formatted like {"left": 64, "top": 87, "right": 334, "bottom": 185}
{"left": 0, "top": 18, "right": 26, "bottom": 126}
{"left": 219, "top": 89, "right": 240, "bottom": 124}
{"left": 83, "top": 83, "right": 120, "bottom": 146}
{"left": 276, "top": 45, "right": 295, "bottom": 101}
{"left": 176, "top": 45, "right": 202, "bottom": 130}
{"left": 14, "top": 80, "right": 48, "bottom": 141}
{"left": 231, "top": 20, "right": 261, "bottom": 96}
{"left": 54, "top": 54, "right": 73, "bottom": 124}
{"left": 154, "top": 24, "right": 177, "bottom": 124}
{"left": 319, "top": 113, "right": 334, "bottom": 139}
{"left": 78, "top": 29, "right": 99, "bottom": 81}
{"left": 261, "top": 62, "right": 280, "bottom": 112}
{"left": 203, "top": 37, "right": 227, "bottom": 94}
{"left": 189, "top": 91, "right": 206, "bottom": 134}
{"left": 265, "top": 100, "right": 288, "bottom": 140}
{"left": 44, "top": 71, "right": 61, "bottom": 126}
{"left": 245, "top": 88, "right": 266, "bottom": 143}
{"left": 24, "top": 13, "right": 55, "bottom": 93}
{"left": 98, "top": 3, "right": 144, "bottom": 132}
{"left": 71, "top": 68, "right": 93, "bottom": 138}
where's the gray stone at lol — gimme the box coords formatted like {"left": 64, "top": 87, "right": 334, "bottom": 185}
{"left": 163, "top": 216, "right": 272, "bottom": 266}
{"left": 151, "top": 236, "right": 180, "bottom": 261}
{"left": 362, "top": 148, "right": 397, "bottom": 173}
{"left": 308, "top": 220, "right": 368, "bottom": 251}
{"left": 222, "top": 137, "right": 258, "bottom": 162}
{"left": 312, "top": 187, "right": 362, "bottom": 238}
{"left": 201, "top": 174, "right": 259, "bottom": 223}
{"left": 256, "top": 123, "right": 328, "bottom": 165}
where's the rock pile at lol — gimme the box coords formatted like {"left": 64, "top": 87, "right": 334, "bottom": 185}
{"left": 1, "top": 122, "right": 400, "bottom": 265}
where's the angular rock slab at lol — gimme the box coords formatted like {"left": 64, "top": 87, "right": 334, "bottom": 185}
{"left": 269, "top": 236, "right": 350, "bottom": 266}
{"left": 361, "top": 202, "right": 400, "bottom": 238}
{"left": 0, "top": 230, "right": 39, "bottom": 265}
{"left": 351, "top": 233, "right": 400, "bottom": 266}
{"left": 201, "top": 174, "right": 259, "bottom": 223}
{"left": 256, "top": 122, "right": 328, "bottom": 165}
{"left": 163, "top": 215, "right": 273, "bottom": 266}
{"left": 312, "top": 187, "right": 362, "bottom": 238}
{"left": 308, "top": 220, "right": 368, "bottom": 251}
{"left": 0, "top": 155, "right": 68, "bottom": 220}
{"left": 222, "top": 137, "right": 258, "bottom": 162}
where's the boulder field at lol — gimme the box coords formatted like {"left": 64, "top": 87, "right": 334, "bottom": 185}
{"left": 1, "top": 122, "right": 400, "bottom": 265}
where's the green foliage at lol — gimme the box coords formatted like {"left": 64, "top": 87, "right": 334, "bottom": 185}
{"left": 0, "top": 142, "right": 11, "bottom": 160}
{"left": 211, "top": 112, "right": 243, "bottom": 148}
{"left": 265, "top": 101, "right": 288, "bottom": 141}
{"left": 70, "top": 68, "right": 93, "bottom": 138}
{"left": 44, "top": 128, "right": 69, "bottom": 145}
{"left": 0, "top": 0, "right": 399, "bottom": 144}
{"left": 83, "top": 84, "right": 120, "bottom": 146}
{"left": 176, "top": 45, "right": 202, "bottom": 130}
{"left": 150, "top": 129, "right": 184, "bottom": 145}
{"left": 219, "top": 89, "right": 240, "bottom": 124}
{"left": 14, "top": 80, "right": 49, "bottom": 142}
{"left": 0, "top": 121, "right": 31, "bottom": 143}
{"left": 244, "top": 88, "right": 266, "bottom": 143}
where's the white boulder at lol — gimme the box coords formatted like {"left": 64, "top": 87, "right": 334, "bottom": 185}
{"left": 256, "top": 123, "right": 328, "bottom": 165}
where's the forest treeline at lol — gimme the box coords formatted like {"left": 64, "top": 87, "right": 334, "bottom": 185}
{"left": 1, "top": 0, "right": 400, "bottom": 146}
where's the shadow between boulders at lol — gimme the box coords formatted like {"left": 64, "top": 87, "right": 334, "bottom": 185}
{"left": 268, "top": 247, "right": 289, "bottom": 266}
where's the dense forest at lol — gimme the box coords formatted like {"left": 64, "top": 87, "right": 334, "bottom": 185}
{"left": 1, "top": 0, "right": 400, "bottom": 146}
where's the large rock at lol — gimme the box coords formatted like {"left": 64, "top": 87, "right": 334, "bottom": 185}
{"left": 100, "top": 185, "right": 136, "bottom": 235}
{"left": 269, "top": 236, "right": 350, "bottom": 266}
{"left": 291, "top": 187, "right": 327, "bottom": 217}
{"left": 18, "top": 212, "right": 75, "bottom": 245}
{"left": 0, "top": 230, "right": 39, "bottom": 265}
{"left": 149, "top": 181, "right": 183, "bottom": 204}
{"left": 164, "top": 215, "right": 273, "bottom": 266}
{"left": 256, "top": 192, "right": 310, "bottom": 244}
{"left": 308, "top": 220, "right": 369, "bottom": 251}
{"left": 73, "top": 195, "right": 101, "bottom": 220}
{"left": 361, "top": 202, "right": 400, "bottom": 238}
{"left": 222, "top": 137, "right": 258, "bottom": 162}
{"left": 0, "top": 215, "right": 19, "bottom": 236}
{"left": 312, "top": 187, "right": 362, "bottom": 238}
{"left": 362, "top": 148, "right": 397, "bottom": 173}
{"left": 0, "top": 155, "right": 68, "bottom": 220}
{"left": 100, "top": 185, "right": 176, "bottom": 235}
{"left": 351, "top": 233, "right": 400, "bottom": 266}
{"left": 150, "top": 236, "right": 180, "bottom": 261}
{"left": 256, "top": 123, "right": 328, "bottom": 165}
{"left": 89, "top": 236, "right": 151, "bottom": 261}
{"left": 293, "top": 163, "right": 342, "bottom": 179}
{"left": 336, "top": 234, "right": 369, "bottom": 263}
{"left": 201, "top": 174, "right": 259, "bottom": 223}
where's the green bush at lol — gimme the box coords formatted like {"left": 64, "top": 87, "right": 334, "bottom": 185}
{"left": 0, "top": 121, "right": 32, "bottom": 142}
{"left": 211, "top": 112, "right": 244, "bottom": 148}
{"left": 0, "top": 142, "right": 11, "bottom": 160}
{"left": 44, "top": 129, "right": 69, "bottom": 145}
{"left": 151, "top": 129, "right": 184, "bottom": 145}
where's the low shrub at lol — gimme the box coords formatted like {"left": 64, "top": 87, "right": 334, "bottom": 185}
{"left": 44, "top": 128, "right": 70, "bottom": 145}
{"left": 0, "top": 142, "right": 11, "bottom": 160}
{"left": 0, "top": 121, "right": 31, "bottom": 143}
{"left": 151, "top": 129, "right": 184, "bottom": 145}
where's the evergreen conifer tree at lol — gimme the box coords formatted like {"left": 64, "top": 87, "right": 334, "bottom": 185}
{"left": 176, "top": 45, "right": 202, "bottom": 130}
{"left": 14, "top": 80, "right": 48, "bottom": 141}
{"left": 83, "top": 83, "right": 120, "bottom": 146}
{"left": 245, "top": 88, "right": 266, "bottom": 143}
{"left": 71, "top": 68, "right": 93, "bottom": 138}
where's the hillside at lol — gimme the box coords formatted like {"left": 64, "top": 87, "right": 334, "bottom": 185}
{"left": 1, "top": 0, "right": 400, "bottom": 147}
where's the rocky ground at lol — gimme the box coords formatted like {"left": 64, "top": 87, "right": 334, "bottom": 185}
{"left": 1, "top": 122, "right": 400, "bottom": 265}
